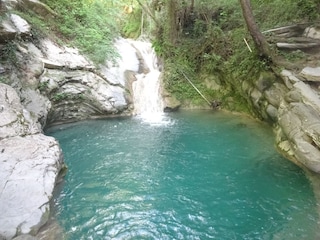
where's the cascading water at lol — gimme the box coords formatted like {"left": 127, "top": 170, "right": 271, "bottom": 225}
{"left": 48, "top": 41, "right": 320, "bottom": 240}
{"left": 131, "top": 41, "right": 164, "bottom": 121}
{"left": 104, "top": 38, "right": 165, "bottom": 124}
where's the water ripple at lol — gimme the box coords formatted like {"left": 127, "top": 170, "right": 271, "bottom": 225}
{"left": 50, "top": 111, "right": 320, "bottom": 239}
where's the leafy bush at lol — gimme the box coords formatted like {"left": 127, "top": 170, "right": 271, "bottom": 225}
{"left": 28, "top": 0, "right": 130, "bottom": 64}
{"left": 0, "top": 42, "right": 18, "bottom": 66}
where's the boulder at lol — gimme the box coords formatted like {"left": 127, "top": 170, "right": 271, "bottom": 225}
{"left": 40, "top": 39, "right": 93, "bottom": 70}
{"left": 292, "top": 81, "right": 320, "bottom": 112}
{"left": 163, "top": 95, "right": 181, "bottom": 112}
{"left": 39, "top": 70, "right": 129, "bottom": 124}
{"left": 0, "top": 18, "right": 17, "bottom": 43}
{"left": 0, "top": 14, "right": 31, "bottom": 42}
{"left": 0, "top": 134, "right": 64, "bottom": 239}
{"left": 0, "top": 84, "right": 65, "bottom": 239}
{"left": 304, "top": 27, "right": 320, "bottom": 40}
{"left": 277, "top": 101, "right": 320, "bottom": 173}
{"left": 300, "top": 66, "right": 320, "bottom": 82}
{"left": 10, "top": 14, "right": 30, "bottom": 36}
{"left": 280, "top": 69, "right": 300, "bottom": 89}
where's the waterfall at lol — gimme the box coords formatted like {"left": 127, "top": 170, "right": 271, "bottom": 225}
{"left": 130, "top": 40, "right": 164, "bottom": 122}
{"left": 104, "top": 38, "right": 166, "bottom": 124}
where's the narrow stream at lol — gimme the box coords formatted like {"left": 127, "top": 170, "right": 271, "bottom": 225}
{"left": 47, "top": 111, "right": 319, "bottom": 239}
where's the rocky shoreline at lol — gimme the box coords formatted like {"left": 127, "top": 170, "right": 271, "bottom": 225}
{"left": 1, "top": 0, "right": 320, "bottom": 239}
{"left": 0, "top": 83, "right": 65, "bottom": 239}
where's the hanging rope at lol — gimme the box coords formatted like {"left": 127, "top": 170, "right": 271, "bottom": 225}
{"left": 179, "top": 70, "right": 212, "bottom": 107}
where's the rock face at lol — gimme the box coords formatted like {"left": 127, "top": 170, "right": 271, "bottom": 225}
{"left": 231, "top": 25, "right": 320, "bottom": 174}
{"left": 0, "top": 3, "right": 144, "bottom": 239}
{"left": 0, "top": 134, "right": 63, "bottom": 239}
{"left": 0, "top": 13, "right": 31, "bottom": 43}
{"left": 0, "top": 84, "right": 65, "bottom": 239}
{"left": 239, "top": 67, "right": 320, "bottom": 173}
{"left": 1, "top": 36, "right": 132, "bottom": 127}
{"left": 300, "top": 67, "right": 320, "bottom": 82}
{"left": 0, "top": 84, "right": 40, "bottom": 139}
{"left": 275, "top": 73, "right": 320, "bottom": 173}
{"left": 34, "top": 38, "right": 131, "bottom": 125}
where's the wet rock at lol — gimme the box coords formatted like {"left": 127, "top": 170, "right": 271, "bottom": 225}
{"left": 163, "top": 95, "right": 181, "bottom": 112}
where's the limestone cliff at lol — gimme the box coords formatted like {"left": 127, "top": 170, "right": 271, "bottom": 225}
{"left": 0, "top": 83, "right": 65, "bottom": 239}
{"left": 0, "top": 1, "right": 131, "bottom": 239}
{"left": 233, "top": 26, "right": 320, "bottom": 173}
{"left": 1, "top": 0, "right": 320, "bottom": 238}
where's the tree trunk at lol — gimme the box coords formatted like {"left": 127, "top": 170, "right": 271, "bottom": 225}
{"left": 167, "top": 0, "right": 178, "bottom": 45}
{"left": 190, "top": 0, "right": 194, "bottom": 13}
{"left": 239, "top": 0, "right": 272, "bottom": 61}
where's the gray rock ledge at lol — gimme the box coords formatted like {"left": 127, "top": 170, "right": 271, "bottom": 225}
{"left": 0, "top": 84, "right": 65, "bottom": 239}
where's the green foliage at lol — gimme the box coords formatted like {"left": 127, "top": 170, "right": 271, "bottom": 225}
{"left": 38, "top": 81, "right": 49, "bottom": 92}
{"left": 164, "top": 71, "right": 199, "bottom": 102}
{"left": 295, "top": 0, "right": 320, "bottom": 20}
{"left": 27, "top": 0, "right": 130, "bottom": 64}
{"left": 0, "top": 76, "right": 9, "bottom": 84}
{"left": 0, "top": 42, "right": 18, "bottom": 66}
{"left": 52, "top": 91, "right": 87, "bottom": 102}
{"left": 155, "top": 0, "right": 320, "bottom": 111}
{"left": 279, "top": 49, "right": 306, "bottom": 62}
{"left": 252, "top": 0, "right": 320, "bottom": 30}
{"left": 52, "top": 92, "right": 68, "bottom": 102}
{"left": 121, "top": 7, "right": 143, "bottom": 38}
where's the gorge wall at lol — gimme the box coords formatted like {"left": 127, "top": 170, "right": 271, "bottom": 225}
{"left": 0, "top": 1, "right": 167, "bottom": 238}
{"left": 0, "top": 1, "right": 130, "bottom": 239}
{"left": 235, "top": 26, "right": 320, "bottom": 174}
{"left": 1, "top": 0, "right": 320, "bottom": 239}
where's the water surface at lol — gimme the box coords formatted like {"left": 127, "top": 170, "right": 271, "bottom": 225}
{"left": 48, "top": 111, "right": 319, "bottom": 239}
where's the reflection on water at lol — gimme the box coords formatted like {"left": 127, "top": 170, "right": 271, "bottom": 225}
{"left": 47, "top": 111, "right": 320, "bottom": 239}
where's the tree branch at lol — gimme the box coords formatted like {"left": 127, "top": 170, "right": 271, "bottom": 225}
{"left": 136, "top": 0, "right": 161, "bottom": 27}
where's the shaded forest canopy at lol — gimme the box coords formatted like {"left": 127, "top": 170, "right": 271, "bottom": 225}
{"left": 6, "top": 0, "right": 320, "bottom": 111}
